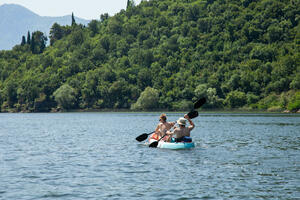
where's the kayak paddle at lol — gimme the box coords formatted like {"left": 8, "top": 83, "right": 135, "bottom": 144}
{"left": 149, "top": 133, "right": 166, "bottom": 148}
{"left": 187, "top": 110, "right": 198, "bottom": 119}
{"left": 135, "top": 131, "right": 155, "bottom": 142}
{"left": 194, "top": 97, "right": 206, "bottom": 109}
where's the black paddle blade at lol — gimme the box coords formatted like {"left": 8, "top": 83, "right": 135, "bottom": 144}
{"left": 187, "top": 110, "right": 198, "bottom": 119}
{"left": 149, "top": 141, "right": 159, "bottom": 148}
{"left": 194, "top": 98, "right": 206, "bottom": 109}
{"left": 136, "top": 133, "right": 148, "bottom": 142}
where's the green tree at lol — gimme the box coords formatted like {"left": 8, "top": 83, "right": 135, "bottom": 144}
{"left": 108, "top": 17, "right": 123, "bottom": 35}
{"left": 49, "top": 23, "right": 64, "bottom": 45}
{"left": 290, "top": 74, "right": 300, "bottom": 90}
{"left": 21, "top": 36, "right": 26, "bottom": 46}
{"left": 224, "top": 90, "right": 247, "bottom": 108}
{"left": 99, "top": 35, "right": 110, "bottom": 52}
{"left": 17, "top": 75, "right": 40, "bottom": 104}
{"left": 30, "top": 34, "right": 35, "bottom": 53}
{"left": 100, "top": 13, "right": 109, "bottom": 22}
{"left": 53, "top": 84, "right": 76, "bottom": 110}
{"left": 172, "top": 100, "right": 193, "bottom": 111}
{"left": 30, "top": 31, "right": 47, "bottom": 54}
{"left": 108, "top": 80, "right": 131, "bottom": 108}
{"left": 194, "top": 84, "right": 208, "bottom": 99}
{"left": 206, "top": 87, "right": 223, "bottom": 108}
{"left": 131, "top": 87, "right": 159, "bottom": 110}
{"left": 246, "top": 93, "right": 260, "bottom": 105}
{"left": 287, "top": 91, "right": 300, "bottom": 111}
{"left": 26, "top": 31, "right": 31, "bottom": 45}
{"left": 72, "top": 12, "right": 76, "bottom": 26}
{"left": 70, "top": 28, "right": 84, "bottom": 45}
{"left": 88, "top": 20, "right": 99, "bottom": 36}
{"left": 3, "top": 80, "right": 17, "bottom": 107}
{"left": 127, "top": 0, "right": 135, "bottom": 9}
{"left": 137, "top": 68, "right": 152, "bottom": 90}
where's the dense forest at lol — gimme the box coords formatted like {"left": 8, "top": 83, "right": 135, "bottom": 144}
{"left": 0, "top": 0, "right": 299, "bottom": 112}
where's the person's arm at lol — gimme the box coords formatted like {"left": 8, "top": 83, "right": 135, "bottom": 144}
{"left": 169, "top": 121, "right": 176, "bottom": 128}
{"left": 184, "top": 114, "right": 195, "bottom": 131}
{"left": 155, "top": 123, "right": 162, "bottom": 137}
{"left": 166, "top": 130, "right": 172, "bottom": 135}
{"left": 155, "top": 124, "right": 160, "bottom": 133}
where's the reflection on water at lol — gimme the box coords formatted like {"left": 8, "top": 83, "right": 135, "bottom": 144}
{"left": 0, "top": 113, "right": 299, "bottom": 199}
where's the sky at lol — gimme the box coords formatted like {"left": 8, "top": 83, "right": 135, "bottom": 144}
{"left": 0, "top": 0, "right": 142, "bottom": 20}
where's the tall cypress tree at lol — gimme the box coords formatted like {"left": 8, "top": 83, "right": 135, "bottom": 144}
{"left": 127, "top": 0, "right": 135, "bottom": 9}
{"left": 21, "top": 36, "right": 26, "bottom": 46}
{"left": 27, "top": 31, "right": 31, "bottom": 45}
{"left": 71, "top": 12, "right": 76, "bottom": 26}
{"left": 30, "top": 34, "right": 35, "bottom": 53}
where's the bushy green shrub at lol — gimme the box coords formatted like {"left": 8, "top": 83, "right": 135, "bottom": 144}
{"left": 53, "top": 84, "right": 76, "bottom": 110}
{"left": 257, "top": 93, "right": 280, "bottom": 110}
{"left": 172, "top": 100, "right": 193, "bottom": 111}
{"left": 131, "top": 87, "right": 159, "bottom": 110}
{"left": 287, "top": 91, "right": 300, "bottom": 111}
{"left": 224, "top": 90, "right": 247, "bottom": 108}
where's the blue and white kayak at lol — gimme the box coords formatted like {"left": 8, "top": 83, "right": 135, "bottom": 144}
{"left": 148, "top": 138, "right": 195, "bottom": 149}
{"left": 158, "top": 141, "right": 195, "bottom": 149}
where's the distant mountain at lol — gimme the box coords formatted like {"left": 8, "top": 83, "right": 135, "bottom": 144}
{"left": 0, "top": 4, "right": 90, "bottom": 50}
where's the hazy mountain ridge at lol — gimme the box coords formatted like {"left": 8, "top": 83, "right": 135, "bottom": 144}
{"left": 0, "top": 4, "right": 90, "bottom": 50}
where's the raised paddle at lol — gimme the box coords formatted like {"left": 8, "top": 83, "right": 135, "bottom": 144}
{"left": 187, "top": 110, "right": 198, "bottom": 119}
{"left": 149, "top": 97, "right": 206, "bottom": 148}
{"left": 135, "top": 131, "right": 155, "bottom": 142}
{"left": 194, "top": 97, "right": 206, "bottom": 109}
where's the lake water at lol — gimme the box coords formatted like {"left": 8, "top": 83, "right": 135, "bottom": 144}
{"left": 0, "top": 113, "right": 299, "bottom": 200}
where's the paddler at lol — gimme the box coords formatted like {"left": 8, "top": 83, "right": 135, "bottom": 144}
{"left": 166, "top": 114, "right": 195, "bottom": 142}
{"left": 151, "top": 113, "right": 175, "bottom": 141}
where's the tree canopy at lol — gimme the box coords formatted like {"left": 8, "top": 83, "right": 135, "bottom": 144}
{"left": 0, "top": 0, "right": 299, "bottom": 112}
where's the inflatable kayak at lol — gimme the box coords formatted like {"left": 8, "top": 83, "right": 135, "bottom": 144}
{"left": 157, "top": 141, "right": 195, "bottom": 149}
{"left": 148, "top": 134, "right": 195, "bottom": 150}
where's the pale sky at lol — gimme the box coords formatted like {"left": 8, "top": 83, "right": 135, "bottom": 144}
{"left": 0, "top": 0, "right": 142, "bottom": 20}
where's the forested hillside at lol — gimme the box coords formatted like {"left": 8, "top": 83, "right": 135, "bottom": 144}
{"left": 0, "top": 0, "right": 299, "bottom": 112}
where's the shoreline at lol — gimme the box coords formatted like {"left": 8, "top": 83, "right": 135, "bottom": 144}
{"left": 1, "top": 108, "right": 299, "bottom": 114}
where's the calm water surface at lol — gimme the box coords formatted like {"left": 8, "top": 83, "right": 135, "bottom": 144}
{"left": 0, "top": 113, "right": 299, "bottom": 200}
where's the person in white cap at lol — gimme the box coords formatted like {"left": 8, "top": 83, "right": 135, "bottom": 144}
{"left": 166, "top": 114, "right": 195, "bottom": 142}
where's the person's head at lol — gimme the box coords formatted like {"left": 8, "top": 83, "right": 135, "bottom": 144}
{"left": 177, "top": 117, "right": 186, "bottom": 127}
{"left": 159, "top": 113, "right": 167, "bottom": 122}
